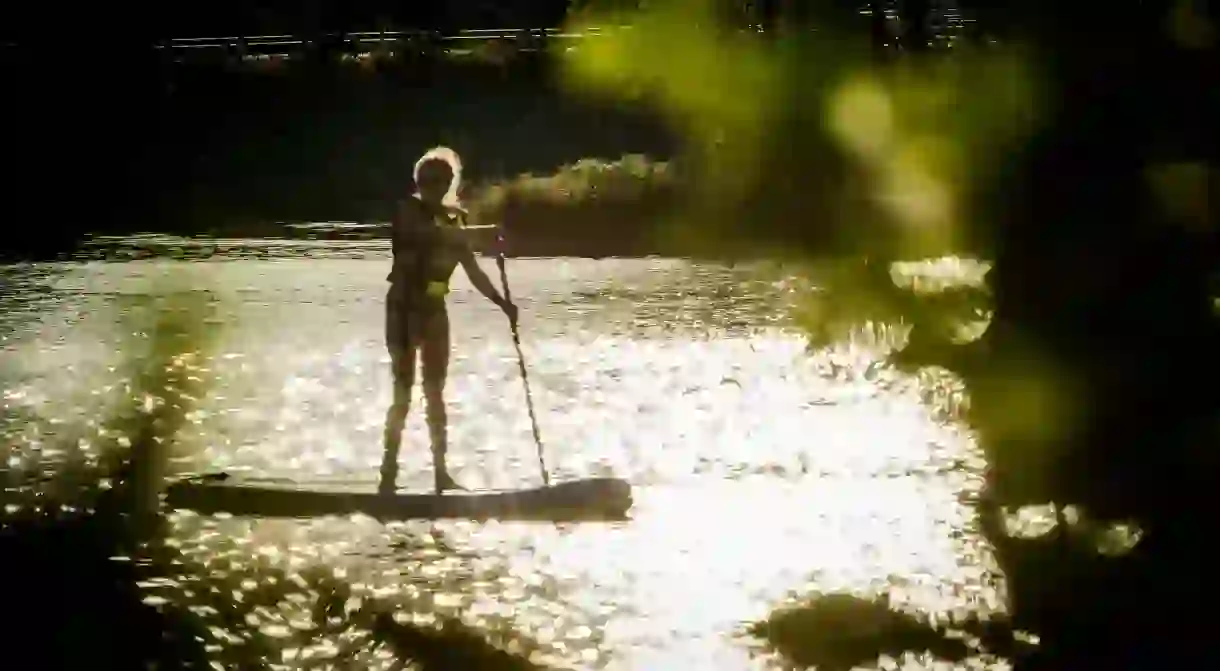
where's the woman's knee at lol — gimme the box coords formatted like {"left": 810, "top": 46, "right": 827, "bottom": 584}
{"left": 389, "top": 353, "right": 416, "bottom": 389}
{"left": 420, "top": 341, "right": 449, "bottom": 381}
{"left": 421, "top": 377, "right": 445, "bottom": 400}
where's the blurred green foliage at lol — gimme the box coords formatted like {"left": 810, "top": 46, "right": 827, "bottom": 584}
{"left": 560, "top": 0, "right": 1218, "bottom": 667}
{"left": 560, "top": 0, "right": 1037, "bottom": 346}
{"left": 563, "top": 1, "right": 1040, "bottom": 257}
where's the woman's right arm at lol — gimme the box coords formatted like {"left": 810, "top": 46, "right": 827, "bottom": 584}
{"left": 388, "top": 201, "right": 414, "bottom": 283}
{"left": 390, "top": 200, "right": 422, "bottom": 250}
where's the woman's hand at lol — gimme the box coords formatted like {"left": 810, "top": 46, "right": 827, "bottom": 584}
{"left": 443, "top": 205, "right": 470, "bottom": 223}
{"left": 501, "top": 300, "right": 519, "bottom": 326}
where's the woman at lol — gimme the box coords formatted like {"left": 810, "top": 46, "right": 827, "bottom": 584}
{"left": 380, "top": 147, "right": 518, "bottom": 495}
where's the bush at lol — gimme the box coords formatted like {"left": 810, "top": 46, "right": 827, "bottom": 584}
{"left": 468, "top": 154, "right": 681, "bottom": 256}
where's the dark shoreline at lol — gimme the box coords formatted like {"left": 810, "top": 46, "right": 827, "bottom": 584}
{"left": 5, "top": 224, "right": 740, "bottom": 264}
{"left": 61, "top": 230, "right": 685, "bottom": 262}
{"left": 7, "top": 203, "right": 682, "bottom": 262}
{"left": 7, "top": 47, "right": 677, "bottom": 262}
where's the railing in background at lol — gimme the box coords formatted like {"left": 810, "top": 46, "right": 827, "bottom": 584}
{"left": 150, "top": 26, "right": 627, "bottom": 61}
{"left": 0, "top": 6, "right": 976, "bottom": 64}
{"left": 0, "top": 26, "right": 638, "bottom": 70}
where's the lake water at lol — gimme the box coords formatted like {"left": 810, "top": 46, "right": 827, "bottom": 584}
{"left": 1, "top": 238, "right": 1004, "bottom": 669}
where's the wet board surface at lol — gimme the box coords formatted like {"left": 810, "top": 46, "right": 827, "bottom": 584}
{"left": 164, "top": 475, "right": 633, "bottom": 522}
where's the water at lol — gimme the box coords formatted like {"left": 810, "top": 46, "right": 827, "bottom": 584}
{"left": 1, "top": 240, "right": 1004, "bottom": 669}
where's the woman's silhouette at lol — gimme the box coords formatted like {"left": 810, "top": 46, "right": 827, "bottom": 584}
{"left": 380, "top": 147, "right": 517, "bottom": 495}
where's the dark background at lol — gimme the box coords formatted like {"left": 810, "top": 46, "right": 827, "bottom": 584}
{"left": 2, "top": 1, "right": 575, "bottom": 38}
{"left": 2, "top": 2, "right": 680, "bottom": 257}
{"left": 1, "top": 2, "right": 971, "bottom": 257}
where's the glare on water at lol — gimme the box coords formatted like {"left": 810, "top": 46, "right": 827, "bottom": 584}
{"left": 1, "top": 244, "right": 1010, "bottom": 669}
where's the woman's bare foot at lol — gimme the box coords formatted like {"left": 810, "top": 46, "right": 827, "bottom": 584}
{"left": 434, "top": 471, "right": 466, "bottom": 494}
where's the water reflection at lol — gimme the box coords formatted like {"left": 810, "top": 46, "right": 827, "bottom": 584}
{"left": 2, "top": 246, "right": 1014, "bottom": 668}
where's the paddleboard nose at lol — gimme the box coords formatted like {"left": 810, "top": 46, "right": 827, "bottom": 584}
{"left": 553, "top": 477, "right": 633, "bottom": 517}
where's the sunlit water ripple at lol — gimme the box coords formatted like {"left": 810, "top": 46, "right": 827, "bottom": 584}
{"left": 1, "top": 241, "right": 1006, "bottom": 669}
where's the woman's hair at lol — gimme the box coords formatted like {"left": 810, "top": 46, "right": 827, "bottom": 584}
{"left": 412, "top": 146, "right": 464, "bottom": 209}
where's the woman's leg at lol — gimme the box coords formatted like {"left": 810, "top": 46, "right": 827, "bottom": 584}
{"left": 380, "top": 296, "right": 417, "bottom": 495}
{"left": 421, "top": 308, "right": 459, "bottom": 492}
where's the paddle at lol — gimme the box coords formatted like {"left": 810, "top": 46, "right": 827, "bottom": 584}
{"left": 493, "top": 228, "right": 550, "bottom": 487}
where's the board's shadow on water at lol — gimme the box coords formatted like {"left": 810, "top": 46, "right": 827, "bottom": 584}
{"left": 0, "top": 463, "right": 556, "bottom": 669}
{"left": 0, "top": 291, "right": 559, "bottom": 670}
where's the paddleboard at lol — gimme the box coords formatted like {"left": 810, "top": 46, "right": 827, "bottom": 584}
{"left": 164, "top": 474, "right": 633, "bottom": 522}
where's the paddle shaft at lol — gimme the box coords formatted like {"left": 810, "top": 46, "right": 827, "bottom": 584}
{"left": 494, "top": 237, "right": 550, "bottom": 487}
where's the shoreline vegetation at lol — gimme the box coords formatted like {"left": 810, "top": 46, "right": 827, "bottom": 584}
{"left": 67, "top": 154, "right": 686, "bottom": 261}
{"left": 470, "top": 153, "right": 680, "bottom": 257}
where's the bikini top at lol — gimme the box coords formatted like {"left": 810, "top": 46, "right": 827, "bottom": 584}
{"left": 387, "top": 197, "right": 467, "bottom": 305}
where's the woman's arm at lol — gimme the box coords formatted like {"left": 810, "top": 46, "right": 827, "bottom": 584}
{"left": 457, "top": 242, "right": 517, "bottom": 324}
{"left": 390, "top": 199, "right": 420, "bottom": 248}
{"left": 459, "top": 245, "right": 509, "bottom": 309}
{"left": 444, "top": 205, "right": 507, "bottom": 305}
